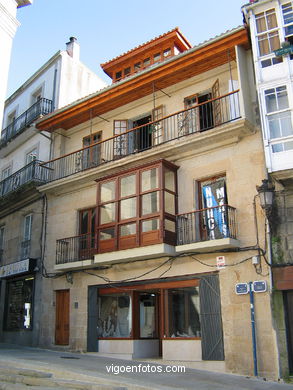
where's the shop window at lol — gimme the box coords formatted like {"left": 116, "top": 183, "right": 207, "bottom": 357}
{"left": 167, "top": 287, "right": 201, "bottom": 338}
{"left": 82, "top": 131, "right": 102, "bottom": 169}
{"left": 97, "top": 294, "right": 132, "bottom": 338}
{"left": 4, "top": 276, "right": 34, "bottom": 330}
{"left": 96, "top": 160, "right": 178, "bottom": 253}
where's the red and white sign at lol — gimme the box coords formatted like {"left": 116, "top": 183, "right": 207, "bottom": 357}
{"left": 216, "top": 256, "right": 225, "bottom": 269}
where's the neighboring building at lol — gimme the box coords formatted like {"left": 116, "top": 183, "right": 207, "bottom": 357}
{"left": 35, "top": 27, "right": 279, "bottom": 379}
{"left": 0, "top": 37, "right": 106, "bottom": 346}
{"left": 242, "top": 0, "right": 293, "bottom": 378}
{"left": 0, "top": 0, "right": 32, "bottom": 131}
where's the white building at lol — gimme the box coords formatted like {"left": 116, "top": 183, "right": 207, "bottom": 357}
{"left": 0, "top": 0, "right": 32, "bottom": 131}
{"left": 243, "top": 0, "right": 293, "bottom": 378}
{"left": 0, "top": 37, "right": 106, "bottom": 347}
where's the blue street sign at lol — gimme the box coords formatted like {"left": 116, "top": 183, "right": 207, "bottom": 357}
{"left": 253, "top": 280, "right": 267, "bottom": 293}
{"left": 235, "top": 283, "right": 249, "bottom": 295}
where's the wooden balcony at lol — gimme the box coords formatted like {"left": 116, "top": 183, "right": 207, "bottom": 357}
{"left": 42, "top": 91, "right": 241, "bottom": 184}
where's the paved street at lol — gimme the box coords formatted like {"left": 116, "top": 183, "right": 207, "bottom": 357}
{"left": 0, "top": 343, "right": 292, "bottom": 390}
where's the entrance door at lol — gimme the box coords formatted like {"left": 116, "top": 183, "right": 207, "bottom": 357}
{"left": 137, "top": 291, "right": 161, "bottom": 356}
{"left": 55, "top": 290, "right": 70, "bottom": 345}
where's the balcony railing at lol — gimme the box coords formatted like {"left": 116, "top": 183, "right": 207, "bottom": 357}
{"left": 55, "top": 205, "right": 237, "bottom": 265}
{"left": 56, "top": 233, "right": 96, "bottom": 265}
{"left": 0, "top": 160, "right": 51, "bottom": 199}
{"left": 20, "top": 240, "right": 31, "bottom": 259}
{"left": 1, "top": 98, "right": 53, "bottom": 146}
{"left": 42, "top": 91, "right": 241, "bottom": 183}
{"left": 176, "top": 205, "right": 237, "bottom": 245}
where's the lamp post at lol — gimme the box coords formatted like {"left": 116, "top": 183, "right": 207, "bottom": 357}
{"left": 256, "top": 179, "right": 275, "bottom": 220}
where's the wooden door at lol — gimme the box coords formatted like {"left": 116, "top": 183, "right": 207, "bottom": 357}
{"left": 55, "top": 290, "right": 70, "bottom": 345}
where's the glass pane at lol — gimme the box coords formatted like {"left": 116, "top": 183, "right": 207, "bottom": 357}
{"left": 256, "top": 13, "right": 266, "bottom": 33}
{"left": 100, "top": 203, "right": 115, "bottom": 224}
{"left": 284, "top": 141, "right": 293, "bottom": 150}
{"left": 120, "top": 223, "right": 136, "bottom": 237}
{"left": 165, "top": 191, "right": 175, "bottom": 215}
{"left": 165, "top": 219, "right": 176, "bottom": 232}
{"left": 120, "top": 174, "right": 136, "bottom": 197}
{"left": 139, "top": 293, "right": 157, "bottom": 338}
{"left": 141, "top": 168, "right": 158, "bottom": 191}
{"left": 142, "top": 219, "right": 159, "bottom": 232}
{"left": 100, "top": 181, "right": 115, "bottom": 202}
{"left": 277, "top": 86, "right": 289, "bottom": 110}
{"left": 268, "top": 112, "right": 293, "bottom": 139}
{"left": 168, "top": 287, "right": 201, "bottom": 338}
{"left": 165, "top": 169, "right": 175, "bottom": 192}
{"left": 80, "top": 211, "right": 89, "bottom": 234}
{"left": 142, "top": 192, "right": 159, "bottom": 215}
{"left": 97, "top": 295, "right": 132, "bottom": 338}
{"left": 120, "top": 197, "right": 137, "bottom": 220}
{"left": 100, "top": 228, "right": 115, "bottom": 240}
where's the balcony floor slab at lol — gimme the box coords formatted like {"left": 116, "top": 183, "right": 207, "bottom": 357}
{"left": 54, "top": 259, "right": 93, "bottom": 271}
{"left": 175, "top": 238, "right": 240, "bottom": 254}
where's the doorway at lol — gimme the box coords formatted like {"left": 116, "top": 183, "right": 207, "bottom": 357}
{"left": 132, "top": 115, "right": 152, "bottom": 151}
{"left": 284, "top": 291, "right": 293, "bottom": 373}
{"left": 55, "top": 290, "right": 70, "bottom": 345}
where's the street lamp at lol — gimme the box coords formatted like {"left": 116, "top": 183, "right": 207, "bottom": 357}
{"left": 256, "top": 179, "right": 275, "bottom": 218}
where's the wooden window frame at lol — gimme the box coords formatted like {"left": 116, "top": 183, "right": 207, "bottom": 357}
{"left": 96, "top": 160, "right": 178, "bottom": 253}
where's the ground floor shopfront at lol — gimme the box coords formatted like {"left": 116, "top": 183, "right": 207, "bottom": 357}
{"left": 40, "top": 253, "right": 280, "bottom": 379}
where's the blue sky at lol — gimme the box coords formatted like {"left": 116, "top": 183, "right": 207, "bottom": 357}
{"left": 7, "top": 0, "right": 246, "bottom": 97}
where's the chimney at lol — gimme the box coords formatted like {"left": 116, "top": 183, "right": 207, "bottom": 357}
{"left": 66, "top": 37, "right": 80, "bottom": 60}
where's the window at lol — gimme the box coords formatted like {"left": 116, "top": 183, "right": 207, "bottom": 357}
{"left": 167, "top": 287, "right": 201, "bottom": 338}
{"left": 264, "top": 86, "right": 293, "bottom": 152}
{"left": 255, "top": 9, "right": 280, "bottom": 58}
{"left": 143, "top": 57, "right": 151, "bottom": 67}
{"left": 21, "top": 214, "right": 32, "bottom": 259}
{"left": 199, "top": 177, "right": 229, "bottom": 240}
{"left": 134, "top": 62, "right": 141, "bottom": 72}
{"left": 113, "top": 120, "right": 128, "bottom": 158}
{"left": 282, "top": 3, "right": 293, "bottom": 38}
{"left": 79, "top": 208, "right": 96, "bottom": 258}
{"left": 124, "top": 67, "right": 131, "bottom": 77}
{"left": 163, "top": 48, "right": 171, "bottom": 57}
{"left": 97, "top": 294, "right": 132, "bottom": 338}
{"left": 82, "top": 131, "right": 102, "bottom": 169}
{"left": 115, "top": 71, "right": 122, "bottom": 81}
{"left": 4, "top": 276, "right": 34, "bottom": 330}
{"left": 153, "top": 52, "right": 161, "bottom": 63}
{"left": 1, "top": 166, "right": 11, "bottom": 180}
{"left": 26, "top": 147, "right": 38, "bottom": 164}
{"left": 97, "top": 161, "right": 178, "bottom": 253}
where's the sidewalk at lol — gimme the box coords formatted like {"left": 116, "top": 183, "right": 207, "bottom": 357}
{"left": 0, "top": 343, "right": 292, "bottom": 390}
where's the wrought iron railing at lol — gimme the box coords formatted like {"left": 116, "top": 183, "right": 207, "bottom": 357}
{"left": 0, "top": 160, "right": 50, "bottom": 198}
{"left": 1, "top": 98, "right": 53, "bottom": 146}
{"left": 56, "top": 233, "right": 96, "bottom": 264}
{"left": 42, "top": 91, "right": 241, "bottom": 183}
{"left": 176, "top": 205, "right": 237, "bottom": 245}
{"left": 20, "top": 240, "right": 31, "bottom": 259}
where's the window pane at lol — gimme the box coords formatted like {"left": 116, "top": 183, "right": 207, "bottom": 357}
{"left": 154, "top": 53, "right": 161, "bottom": 62}
{"left": 120, "top": 197, "right": 137, "bottom": 220}
{"left": 139, "top": 293, "right": 157, "bottom": 338}
{"left": 120, "top": 223, "right": 136, "bottom": 237}
{"left": 168, "top": 287, "right": 201, "bottom": 338}
{"left": 120, "top": 174, "right": 136, "bottom": 197}
{"left": 100, "top": 228, "right": 115, "bottom": 240}
{"left": 141, "top": 168, "right": 158, "bottom": 191}
{"left": 165, "top": 191, "right": 175, "bottom": 215}
{"left": 142, "top": 192, "right": 159, "bottom": 215}
{"left": 143, "top": 57, "right": 151, "bottom": 67}
{"left": 165, "top": 169, "right": 175, "bottom": 192}
{"left": 24, "top": 215, "right": 32, "bottom": 241}
{"left": 5, "top": 277, "right": 34, "bottom": 330}
{"left": 97, "top": 294, "right": 132, "bottom": 338}
{"left": 101, "top": 181, "right": 115, "bottom": 202}
{"left": 165, "top": 219, "right": 176, "bottom": 232}
{"left": 285, "top": 141, "right": 293, "bottom": 151}
{"left": 100, "top": 203, "right": 115, "bottom": 224}
{"left": 142, "top": 219, "right": 159, "bottom": 232}
{"left": 277, "top": 86, "right": 289, "bottom": 110}
{"left": 268, "top": 112, "right": 293, "bottom": 139}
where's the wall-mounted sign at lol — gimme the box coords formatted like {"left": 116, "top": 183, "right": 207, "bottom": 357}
{"left": 253, "top": 280, "right": 267, "bottom": 293}
{"left": 217, "top": 256, "right": 226, "bottom": 269}
{"left": 235, "top": 283, "right": 249, "bottom": 295}
{"left": 0, "top": 258, "right": 36, "bottom": 278}
{"left": 274, "top": 45, "right": 293, "bottom": 57}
